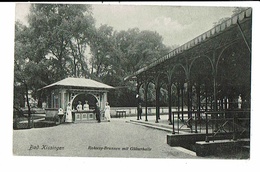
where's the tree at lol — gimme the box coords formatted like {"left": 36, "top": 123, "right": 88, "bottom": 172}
{"left": 27, "top": 4, "right": 95, "bottom": 80}
{"left": 16, "top": 3, "right": 96, "bottom": 99}
{"left": 15, "top": 4, "right": 172, "bottom": 108}
{"left": 14, "top": 4, "right": 97, "bottom": 127}
{"left": 89, "top": 24, "right": 115, "bottom": 79}
{"left": 14, "top": 21, "right": 37, "bottom": 128}
{"left": 88, "top": 26, "right": 170, "bottom": 106}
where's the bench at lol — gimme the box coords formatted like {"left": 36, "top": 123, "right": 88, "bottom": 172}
{"left": 116, "top": 110, "right": 126, "bottom": 118}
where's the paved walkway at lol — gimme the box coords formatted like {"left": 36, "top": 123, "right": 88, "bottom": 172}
{"left": 13, "top": 117, "right": 201, "bottom": 159}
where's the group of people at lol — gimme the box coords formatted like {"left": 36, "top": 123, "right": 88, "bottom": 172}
{"left": 65, "top": 100, "right": 111, "bottom": 123}
{"left": 95, "top": 102, "right": 111, "bottom": 122}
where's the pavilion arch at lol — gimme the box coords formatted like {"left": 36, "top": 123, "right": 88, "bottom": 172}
{"left": 189, "top": 54, "right": 214, "bottom": 76}
{"left": 70, "top": 93, "right": 100, "bottom": 110}
{"left": 139, "top": 80, "right": 156, "bottom": 121}
{"left": 189, "top": 55, "right": 215, "bottom": 111}
{"left": 215, "top": 40, "right": 251, "bottom": 108}
{"left": 171, "top": 63, "right": 188, "bottom": 81}
{"left": 215, "top": 40, "right": 248, "bottom": 74}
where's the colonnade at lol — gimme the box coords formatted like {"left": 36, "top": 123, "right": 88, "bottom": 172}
{"left": 131, "top": 9, "right": 252, "bottom": 124}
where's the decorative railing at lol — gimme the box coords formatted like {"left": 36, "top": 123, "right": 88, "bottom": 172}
{"left": 171, "top": 109, "right": 250, "bottom": 142}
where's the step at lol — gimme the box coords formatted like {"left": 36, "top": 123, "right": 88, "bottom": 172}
{"left": 127, "top": 120, "right": 172, "bottom": 132}
{"left": 128, "top": 120, "right": 192, "bottom": 134}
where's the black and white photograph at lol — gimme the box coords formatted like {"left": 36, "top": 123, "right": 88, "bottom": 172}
{"left": 1, "top": 1, "right": 260, "bottom": 172}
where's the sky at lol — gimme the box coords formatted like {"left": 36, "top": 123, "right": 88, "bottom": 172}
{"left": 15, "top": 2, "right": 240, "bottom": 47}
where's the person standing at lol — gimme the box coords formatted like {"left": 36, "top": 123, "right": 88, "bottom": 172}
{"left": 137, "top": 103, "right": 142, "bottom": 120}
{"left": 94, "top": 102, "right": 101, "bottom": 123}
{"left": 65, "top": 102, "right": 73, "bottom": 123}
{"left": 104, "top": 102, "right": 111, "bottom": 122}
{"left": 83, "top": 100, "right": 89, "bottom": 111}
{"left": 76, "top": 101, "right": 83, "bottom": 111}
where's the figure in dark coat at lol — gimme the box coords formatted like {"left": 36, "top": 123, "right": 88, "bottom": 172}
{"left": 137, "top": 103, "right": 142, "bottom": 120}
{"left": 95, "top": 102, "right": 101, "bottom": 123}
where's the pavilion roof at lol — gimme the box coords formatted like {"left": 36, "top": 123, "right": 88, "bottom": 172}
{"left": 40, "top": 77, "right": 114, "bottom": 90}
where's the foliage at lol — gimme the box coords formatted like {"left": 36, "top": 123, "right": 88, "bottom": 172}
{"left": 88, "top": 26, "right": 170, "bottom": 106}
{"left": 14, "top": 4, "right": 172, "bottom": 108}
{"left": 28, "top": 4, "right": 95, "bottom": 80}
{"left": 14, "top": 4, "right": 96, "bottom": 107}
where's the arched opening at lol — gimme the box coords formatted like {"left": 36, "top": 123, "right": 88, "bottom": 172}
{"left": 71, "top": 93, "right": 99, "bottom": 110}
{"left": 190, "top": 55, "right": 214, "bottom": 112}
{"left": 171, "top": 64, "right": 187, "bottom": 122}
{"left": 216, "top": 42, "right": 251, "bottom": 110}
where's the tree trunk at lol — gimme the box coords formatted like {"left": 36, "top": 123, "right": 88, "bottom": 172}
{"left": 24, "top": 83, "right": 32, "bottom": 129}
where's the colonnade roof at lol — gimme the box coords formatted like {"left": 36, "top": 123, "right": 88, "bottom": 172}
{"left": 124, "top": 8, "right": 252, "bottom": 81}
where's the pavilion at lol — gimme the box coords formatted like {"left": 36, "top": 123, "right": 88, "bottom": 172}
{"left": 39, "top": 77, "right": 114, "bottom": 122}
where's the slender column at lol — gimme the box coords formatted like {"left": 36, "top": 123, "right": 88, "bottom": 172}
{"left": 168, "top": 83, "right": 172, "bottom": 124}
{"left": 181, "top": 83, "right": 184, "bottom": 121}
{"left": 205, "top": 83, "right": 208, "bottom": 111}
{"left": 51, "top": 92, "right": 54, "bottom": 108}
{"left": 195, "top": 84, "right": 201, "bottom": 133}
{"left": 213, "top": 51, "right": 218, "bottom": 130}
{"left": 187, "top": 80, "right": 192, "bottom": 128}
{"left": 197, "top": 85, "right": 201, "bottom": 113}
{"left": 213, "top": 76, "right": 218, "bottom": 130}
{"left": 60, "top": 90, "right": 65, "bottom": 110}
{"left": 136, "top": 81, "right": 141, "bottom": 120}
{"left": 155, "top": 85, "right": 160, "bottom": 123}
{"left": 145, "top": 82, "right": 148, "bottom": 121}
{"left": 172, "top": 112, "right": 175, "bottom": 134}
{"left": 177, "top": 84, "right": 180, "bottom": 119}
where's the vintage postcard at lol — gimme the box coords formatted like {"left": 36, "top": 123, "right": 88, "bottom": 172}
{"left": 3, "top": 1, "right": 259, "bottom": 171}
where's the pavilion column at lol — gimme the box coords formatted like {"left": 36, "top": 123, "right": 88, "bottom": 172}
{"left": 60, "top": 90, "right": 64, "bottom": 110}
{"left": 197, "top": 85, "right": 201, "bottom": 112}
{"left": 213, "top": 77, "right": 217, "bottom": 111}
{"left": 60, "top": 89, "right": 67, "bottom": 110}
{"left": 51, "top": 91, "right": 54, "bottom": 108}
{"left": 213, "top": 76, "right": 218, "bottom": 131}
{"left": 213, "top": 51, "right": 218, "bottom": 130}
{"left": 187, "top": 80, "right": 192, "bottom": 127}
{"left": 154, "top": 74, "right": 160, "bottom": 123}
{"left": 155, "top": 85, "right": 160, "bottom": 123}
{"left": 144, "top": 82, "right": 149, "bottom": 121}
{"left": 103, "top": 92, "right": 107, "bottom": 110}
{"left": 168, "top": 83, "right": 172, "bottom": 125}
{"left": 204, "top": 82, "right": 208, "bottom": 112}
{"left": 181, "top": 83, "right": 184, "bottom": 121}
{"left": 195, "top": 84, "right": 201, "bottom": 133}
{"left": 136, "top": 80, "right": 142, "bottom": 120}
{"left": 177, "top": 84, "right": 180, "bottom": 119}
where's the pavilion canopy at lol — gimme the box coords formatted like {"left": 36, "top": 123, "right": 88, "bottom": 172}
{"left": 40, "top": 77, "right": 114, "bottom": 90}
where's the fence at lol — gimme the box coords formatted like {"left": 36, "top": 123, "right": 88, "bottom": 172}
{"left": 171, "top": 109, "right": 250, "bottom": 141}
{"left": 110, "top": 106, "right": 182, "bottom": 117}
